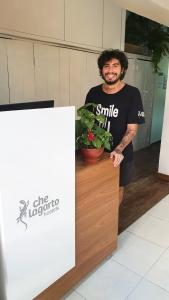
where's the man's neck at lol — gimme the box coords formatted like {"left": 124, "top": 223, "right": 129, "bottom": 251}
{"left": 102, "top": 80, "right": 125, "bottom": 94}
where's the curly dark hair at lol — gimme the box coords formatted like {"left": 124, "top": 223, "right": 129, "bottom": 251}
{"left": 97, "top": 49, "right": 128, "bottom": 80}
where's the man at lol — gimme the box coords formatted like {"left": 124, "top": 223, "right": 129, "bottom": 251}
{"left": 85, "top": 49, "right": 145, "bottom": 204}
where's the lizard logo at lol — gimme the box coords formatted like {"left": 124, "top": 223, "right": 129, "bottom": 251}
{"left": 16, "top": 200, "right": 29, "bottom": 230}
{"left": 16, "top": 195, "right": 60, "bottom": 230}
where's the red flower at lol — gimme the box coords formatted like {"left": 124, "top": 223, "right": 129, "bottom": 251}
{"left": 87, "top": 131, "right": 95, "bottom": 141}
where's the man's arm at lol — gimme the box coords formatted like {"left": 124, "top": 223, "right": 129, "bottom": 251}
{"left": 110, "top": 123, "right": 138, "bottom": 167}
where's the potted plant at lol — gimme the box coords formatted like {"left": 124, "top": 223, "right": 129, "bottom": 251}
{"left": 76, "top": 103, "right": 112, "bottom": 163}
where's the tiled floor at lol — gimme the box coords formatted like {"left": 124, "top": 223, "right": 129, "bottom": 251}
{"left": 63, "top": 194, "right": 169, "bottom": 300}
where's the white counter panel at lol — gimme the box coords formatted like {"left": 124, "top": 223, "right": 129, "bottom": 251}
{"left": 0, "top": 107, "right": 75, "bottom": 300}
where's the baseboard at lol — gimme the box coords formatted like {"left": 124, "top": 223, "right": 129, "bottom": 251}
{"left": 157, "top": 173, "right": 169, "bottom": 182}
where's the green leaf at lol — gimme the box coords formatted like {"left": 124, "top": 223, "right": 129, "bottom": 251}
{"left": 104, "top": 141, "right": 111, "bottom": 150}
{"left": 81, "top": 116, "right": 95, "bottom": 130}
{"left": 84, "top": 102, "right": 97, "bottom": 108}
{"left": 95, "top": 114, "right": 106, "bottom": 124}
{"left": 92, "top": 138, "right": 102, "bottom": 148}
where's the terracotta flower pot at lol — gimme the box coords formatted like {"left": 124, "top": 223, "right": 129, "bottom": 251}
{"left": 80, "top": 147, "right": 104, "bottom": 163}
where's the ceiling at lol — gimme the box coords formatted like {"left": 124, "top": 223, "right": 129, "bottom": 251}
{"left": 112, "top": 0, "right": 169, "bottom": 26}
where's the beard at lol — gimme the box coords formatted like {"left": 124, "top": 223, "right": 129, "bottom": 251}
{"left": 101, "top": 72, "right": 121, "bottom": 85}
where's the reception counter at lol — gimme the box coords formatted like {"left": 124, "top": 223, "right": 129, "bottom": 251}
{"left": 0, "top": 107, "right": 75, "bottom": 300}
{"left": 35, "top": 153, "right": 119, "bottom": 300}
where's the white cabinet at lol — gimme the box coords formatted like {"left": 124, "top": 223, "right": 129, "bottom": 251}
{"left": 34, "top": 44, "right": 60, "bottom": 104}
{"left": 59, "top": 48, "right": 70, "bottom": 107}
{"left": 69, "top": 50, "right": 102, "bottom": 112}
{"left": 65, "top": 0, "right": 126, "bottom": 50}
{"left": 0, "top": 1, "right": 126, "bottom": 51}
{"left": 103, "top": 0, "right": 126, "bottom": 50}
{"left": 86, "top": 52, "right": 102, "bottom": 92}
{"left": 65, "top": 0, "right": 103, "bottom": 48}
{"left": 0, "top": 39, "right": 9, "bottom": 104}
{"left": 125, "top": 56, "right": 154, "bottom": 151}
{"left": 0, "top": 38, "right": 102, "bottom": 110}
{"left": 6, "top": 40, "right": 35, "bottom": 103}
{"left": 0, "top": 0, "right": 65, "bottom": 41}
{"left": 69, "top": 50, "right": 87, "bottom": 111}
{"left": 135, "top": 60, "right": 154, "bottom": 150}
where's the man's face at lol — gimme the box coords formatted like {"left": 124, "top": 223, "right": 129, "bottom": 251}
{"left": 101, "top": 58, "right": 123, "bottom": 85}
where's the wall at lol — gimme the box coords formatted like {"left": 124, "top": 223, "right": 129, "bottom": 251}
{"left": 158, "top": 64, "right": 169, "bottom": 175}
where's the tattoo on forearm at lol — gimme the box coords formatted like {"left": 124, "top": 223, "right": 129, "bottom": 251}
{"left": 116, "top": 129, "right": 136, "bottom": 152}
{"left": 114, "top": 148, "right": 122, "bottom": 154}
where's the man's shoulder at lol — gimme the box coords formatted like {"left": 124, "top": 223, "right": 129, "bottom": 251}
{"left": 88, "top": 84, "right": 102, "bottom": 93}
{"left": 124, "top": 84, "right": 139, "bottom": 93}
{"left": 86, "top": 84, "right": 102, "bottom": 99}
{"left": 85, "top": 84, "right": 102, "bottom": 104}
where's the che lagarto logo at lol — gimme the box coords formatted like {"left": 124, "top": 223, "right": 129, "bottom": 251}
{"left": 16, "top": 195, "right": 59, "bottom": 230}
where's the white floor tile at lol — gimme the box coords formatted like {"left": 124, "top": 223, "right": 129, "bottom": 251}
{"left": 63, "top": 195, "right": 169, "bottom": 299}
{"left": 112, "top": 231, "right": 164, "bottom": 276}
{"left": 127, "top": 278, "right": 169, "bottom": 300}
{"left": 127, "top": 214, "right": 169, "bottom": 248}
{"left": 147, "top": 195, "right": 169, "bottom": 222}
{"left": 62, "top": 290, "right": 86, "bottom": 300}
{"left": 146, "top": 249, "right": 169, "bottom": 292}
{"left": 75, "top": 259, "right": 141, "bottom": 300}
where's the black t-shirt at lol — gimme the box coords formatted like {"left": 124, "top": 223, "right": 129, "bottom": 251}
{"left": 85, "top": 84, "right": 145, "bottom": 163}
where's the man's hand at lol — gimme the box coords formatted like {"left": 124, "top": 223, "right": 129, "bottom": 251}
{"left": 110, "top": 148, "right": 124, "bottom": 167}
{"left": 110, "top": 124, "right": 138, "bottom": 167}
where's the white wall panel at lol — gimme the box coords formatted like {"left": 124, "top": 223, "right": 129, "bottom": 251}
{"left": 59, "top": 48, "right": 70, "bottom": 106}
{"left": 65, "top": 0, "right": 103, "bottom": 48}
{"left": 159, "top": 64, "right": 169, "bottom": 175}
{"left": 103, "top": 0, "right": 125, "bottom": 50}
{"left": 86, "top": 52, "right": 102, "bottom": 92}
{"left": 6, "top": 40, "right": 35, "bottom": 103}
{"left": 34, "top": 44, "right": 60, "bottom": 104}
{"left": 135, "top": 60, "right": 154, "bottom": 150}
{"left": 0, "top": 39, "right": 9, "bottom": 104}
{"left": 69, "top": 50, "right": 87, "bottom": 112}
{"left": 125, "top": 56, "right": 154, "bottom": 151}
